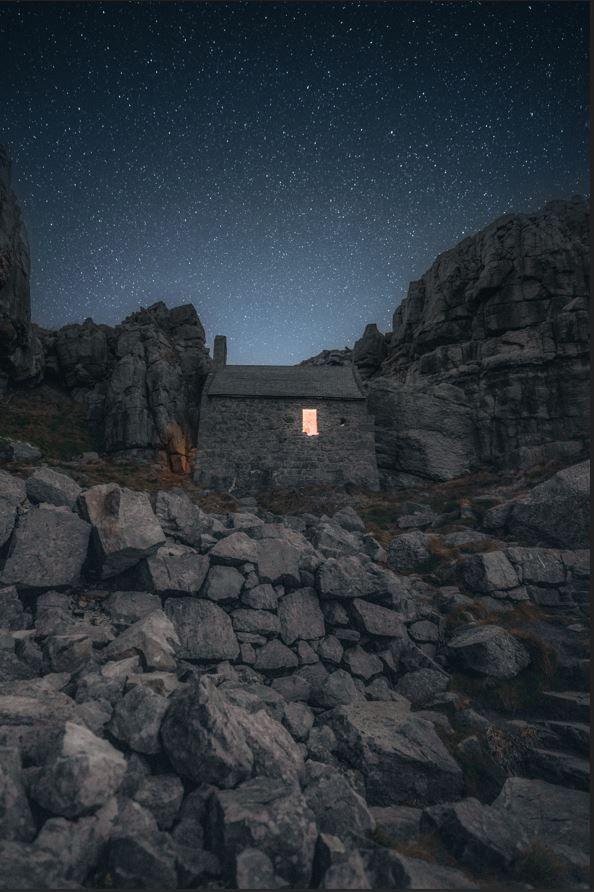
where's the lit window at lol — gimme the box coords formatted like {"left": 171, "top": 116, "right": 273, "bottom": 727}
{"left": 302, "top": 409, "right": 318, "bottom": 436}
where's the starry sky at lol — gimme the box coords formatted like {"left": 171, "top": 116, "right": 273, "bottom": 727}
{"left": 0, "top": 1, "right": 589, "bottom": 364}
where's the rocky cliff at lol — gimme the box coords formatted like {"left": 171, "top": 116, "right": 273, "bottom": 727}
{"left": 311, "top": 197, "right": 590, "bottom": 486}
{"left": 41, "top": 302, "right": 211, "bottom": 471}
{"left": 0, "top": 146, "right": 43, "bottom": 390}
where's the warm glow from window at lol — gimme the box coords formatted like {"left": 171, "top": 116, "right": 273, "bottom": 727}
{"left": 302, "top": 409, "right": 318, "bottom": 436}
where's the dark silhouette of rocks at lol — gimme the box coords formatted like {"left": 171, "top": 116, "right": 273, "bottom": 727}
{"left": 0, "top": 146, "right": 43, "bottom": 390}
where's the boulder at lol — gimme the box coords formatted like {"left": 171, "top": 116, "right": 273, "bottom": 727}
{"left": 209, "top": 531, "right": 258, "bottom": 566}
{"left": 387, "top": 530, "right": 432, "bottom": 572}
{"left": 254, "top": 639, "right": 298, "bottom": 672}
{"left": 342, "top": 645, "right": 383, "bottom": 680}
{"left": 102, "top": 609, "right": 180, "bottom": 671}
{"left": 316, "top": 555, "right": 377, "bottom": 599}
{"left": 303, "top": 760, "right": 375, "bottom": 841}
{"left": 0, "top": 841, "right": 74, "bottom": 889}
{"left": 25, "top": 467, "right": 81, "bottom": 509}
{"left": 492, "top": 776, "right": 590, "bottom": 857}
{"left": 153, "top": 489, "right": 205, "bottom": 548}
{"left": 165, "top": 598, "right": 239, "bottom": 661}
{"left": 314, "top": 668, "right": 361, "bottom": 709}
{"left": 278, "top": 587, "right": 325, "bottom": 644}
{"left": 108, "top": 685, "right": 169, "bottom": 754}
{"left": 30, "top": 721, "right": 126, "bottom": 817}
{"left": 204, "top": 564, "right": 244, "bottom": 602}
{"left": 34, "top": 798, "right": 119, "bottom": 884}
{"left": 256, "top": 538, "right": 302, "bottom": 586}
{"left": 103, "top": 590, "right": 162, "bottom": 627}
{"left": 1, "top": 505, "right": 91, "bottom": 591}
{"left": 139, "top": 543, "right": 209, "bottom": 595}
{"left": 231, "top": 608, "right": 281, "bottom": 637}
{"left": 207, "top": 776, "right": 317, "bottom": 887}
{"left": 78, "top": 483, "right": 165, "bottom": 578}
{"left": 107, "top": 807, "right": 178, "bottom": 888}
{"left": 0, "top": 690, "right": 81, "bottom": 763}
{"left": 325, "top": 700, "right": 463, "bottom": 806}
{"left": 161, "top": 675, "right": 303, "bottom": 788}
{"left": 447, "top": 624, "right": 531, "bottom": 679}
{"left": 241, "top": 581, "right": 277, "bottom": 610}
{"left": 459, "top": 551, "right": 520, "bottom": 594}
{"left": 395, "top": 668, "right": 450, "bottom": 707}
{"left": 133, "top": 774, "right": 184, "bottom": 830}
{"left": 506, "top": 461, "right": 590, "bottom": 548}
{"left": 350, "top": 598, "right": 406, "bottom": 638}
{"left": 0, "top": 470, "right": 27, "bottom": 507}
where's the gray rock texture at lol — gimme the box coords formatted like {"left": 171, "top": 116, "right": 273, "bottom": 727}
{"left": 79, "top": 483, "right": 165, "bottom": 578}
{"left": 42, "top": 301, "right": 211, "bottom": 470}
{"left": 0, "top": 145, "right": 43, "bottom": 388}
{"left": 1, "top": 505, "right": 91, "bottom": 591}
{"left": 368, "top": 198, "right": 590, "bottom": 483}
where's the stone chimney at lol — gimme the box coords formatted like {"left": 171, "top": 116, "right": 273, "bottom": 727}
{"left": 213, "top": 335, "right": 227, "bottom": 368}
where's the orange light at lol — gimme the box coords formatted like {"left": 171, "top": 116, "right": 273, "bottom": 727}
{"left": 302, "top": 408, "right": 318, "bottom": 436}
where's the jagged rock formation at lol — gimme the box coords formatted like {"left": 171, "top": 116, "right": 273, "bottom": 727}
{"left": 0, "top": 145, "right": 43, "bottom": 390}
{"left": 299, "top": 346, "right": 352, "bottom": 367}
{"left": 0, "top": 459, "right": 589, "bottom": 888}
{"left": 374, "top": 197, "right": 590, "bottom": 484}
{"left": 41, "top": 302, "right": 211, "bottom": 471}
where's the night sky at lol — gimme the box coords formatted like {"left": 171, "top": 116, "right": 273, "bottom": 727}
{"left": 0, "top": 2, "right": 589, "bottom": 364}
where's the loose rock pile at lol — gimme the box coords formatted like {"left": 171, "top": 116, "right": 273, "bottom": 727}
{"left": 0, "top": 460, "right": 590, "bottom": 888}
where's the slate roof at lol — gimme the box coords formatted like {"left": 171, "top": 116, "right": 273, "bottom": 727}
{"left": 206, "top": 364, "right": 365, "bottom": 400}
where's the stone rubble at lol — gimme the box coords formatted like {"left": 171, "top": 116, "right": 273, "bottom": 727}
{"left": 0, "top": 461, "right": 590, "bottom": 888}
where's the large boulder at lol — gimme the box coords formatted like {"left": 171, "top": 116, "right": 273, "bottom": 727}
{"left": 30, "top": 721, "right": 126, "bottom": 817}
{"left": 324, "top": 700, "right": 463, "bottom": 806}
{"left": 447, "top": 624, "right": 531, "bottom": 679}
{"left": 368, "top": 380, "right": 479, "bottom": 485}
{"left": 207, "top": 776, "right": 317, "bottom": 887}
{"left": 79, "top": 483, "right": 165, "bottom": 577}
{"left": 161, "top": 675, "right": 303, "bottom": 788}
{"left": 25, "top": 467, "right": 81, "bottom": 509}
{"left": 139, "top": 543, "right": 209, "bottom": 595}
{"left": 101, "top": 609, "right": 180, "bottom": 671}
{"left": 1, "top": 505, "right": 91, "bottom": 591}
{"left": 503, "top": 461, "right": 590, "bottom": 548}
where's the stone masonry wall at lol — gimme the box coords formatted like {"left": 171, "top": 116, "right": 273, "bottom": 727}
{"left": 196, "top": 395, "right": 380, "bottom": 493}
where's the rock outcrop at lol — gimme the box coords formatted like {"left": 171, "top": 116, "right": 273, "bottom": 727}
{"left": 0, "top": 145, "right": 43, "bottom": 390}
{"left": 373, "top": 197, "right": 590, "bottom": 484}
{"left": 41, "top": 301, "right": 211, "bottom": 471}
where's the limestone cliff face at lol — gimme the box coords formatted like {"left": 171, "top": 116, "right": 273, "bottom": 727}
{"left": 42, "top": 302, "right": 211, "bottom": 471}
{"left": 368, "top": 197, "right": 590, "bottom": 484}
{"left": 0, "top": 145, "right": 43, "bottom": 388}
